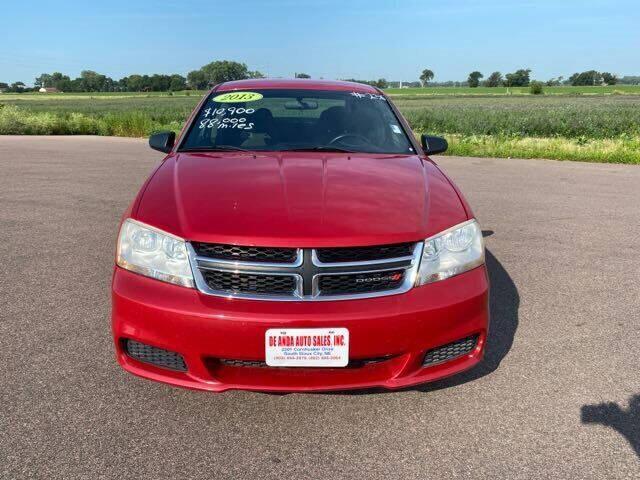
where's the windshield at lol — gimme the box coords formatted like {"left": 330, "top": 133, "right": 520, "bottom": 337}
{"left": 180, "top": 89, "right": 415, "bottom": 154}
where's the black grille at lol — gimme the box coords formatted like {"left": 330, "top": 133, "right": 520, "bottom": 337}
{"left": 423, "top": 335, "right": 478, "bottom": 367}
{"left": 201, "top": 270, "right": 297, "bottom": 296}
{"left": 216, "top": 356, "right": 393, "bottom": 369}
{"left": 348, "top": 356, "right": 395, "bottom": 368}
{"left": 315, "top": 243, "right": 415, "bottom": 263}
{"left": 124, "top": 339, "right": 187, "bottom": 372}
{"left": 220, "top": 358, "right": 267, "bottom": 368}
{"left": 318, "top": 269, "right": 405, "bottom": 295}
{"left": 192, "top": 242, "right": 298, "bottom": 264}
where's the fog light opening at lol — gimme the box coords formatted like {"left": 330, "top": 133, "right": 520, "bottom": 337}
{"left": 422, "top": 335, "right": 479, "bottom": 367}
{"left": 123, "top": 339, "right": 187, "bottom": 372}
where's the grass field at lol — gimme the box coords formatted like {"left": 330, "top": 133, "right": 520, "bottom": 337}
{"left": 1, "top": 86, "right": 639, "bottom": 163}
{"left": 385, "top": 85, "right": 640, "bottom": 96}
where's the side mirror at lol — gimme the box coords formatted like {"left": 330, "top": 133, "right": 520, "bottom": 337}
{"left": 421, "top": 135, "right": 448, "bottom": 155}
{"left": 149, "top": 131, "right": 176, "bottom": 153}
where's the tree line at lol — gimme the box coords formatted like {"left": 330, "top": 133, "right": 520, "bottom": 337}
{"left": 1, "top": 60, "right": 637, "bottom": 93}
{"left": 0, "top": 60, "right": 265, "bottom": 93}
{"left": 1, "top": 71, "right": 188, "bottom": 93}
{"left": 420, "top": 68, "right": 624, "bottom": 88}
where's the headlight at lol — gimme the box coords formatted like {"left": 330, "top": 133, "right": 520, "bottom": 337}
{"left": 116, "top": 219, "right": 194, "bottom": 288}
{"left": 415, "top": 219, "right": 484, "bottom": 285}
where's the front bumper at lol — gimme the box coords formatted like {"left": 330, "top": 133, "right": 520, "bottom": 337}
{"left": 111, "top": 266, "right": 489, "bottom": 392}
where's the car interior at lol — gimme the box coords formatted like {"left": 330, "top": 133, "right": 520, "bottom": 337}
{"left": 186, "top": 94, "right": 412, "bottom": 153}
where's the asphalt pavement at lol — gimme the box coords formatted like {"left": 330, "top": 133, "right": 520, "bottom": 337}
{"left": 1, "top": 136, "right": 639, "bottom": 479}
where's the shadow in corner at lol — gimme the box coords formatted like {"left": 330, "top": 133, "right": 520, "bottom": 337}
{"left": 581, "top": 395, "right": 640, "bottom": 459}
{"left": 416, "top": 245, "right": 520, "bottom": 392}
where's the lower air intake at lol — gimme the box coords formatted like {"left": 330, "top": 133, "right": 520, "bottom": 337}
{"left": 216, "top": 356, "right": 393, "bottom": 369}
{"left": 422, "top": 335, "right": 478, "bottom": 367}
{"left": 124, "top": 339, "right": 187, "bottom": 372}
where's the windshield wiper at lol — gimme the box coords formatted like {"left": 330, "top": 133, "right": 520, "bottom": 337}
{"left": 180, "top": 145, "right": 251, "bottom": 152}
{"left": 181, "top": 145, "right": 357, "bottom": 154}
{"left": 282, "top": 145, "right": 356, "bottom": 153}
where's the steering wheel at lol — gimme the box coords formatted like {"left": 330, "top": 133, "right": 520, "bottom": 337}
{"left": 327, "top": 133, "right": 370, "bottom": 146}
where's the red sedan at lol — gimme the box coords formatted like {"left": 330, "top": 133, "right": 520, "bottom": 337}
{"left": 111, "top": 79, "right": 489, "bottom": 392}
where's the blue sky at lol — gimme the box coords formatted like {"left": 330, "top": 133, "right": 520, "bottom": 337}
{"left": 1, "top": 0, "right": 638, "bottom": 84}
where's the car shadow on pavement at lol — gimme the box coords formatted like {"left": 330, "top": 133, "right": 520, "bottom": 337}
{"left": 581, "top": 395, "right": 640, "bottom": 459}
{"left": 414, "top": 247, "right": 519, "bottom": 393}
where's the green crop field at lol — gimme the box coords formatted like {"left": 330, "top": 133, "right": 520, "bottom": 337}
{"left": 385, "top": 85, "right": 640, "bottom": 96}
{"left": 1, "top": 86, "right": 639, "bottom": 163}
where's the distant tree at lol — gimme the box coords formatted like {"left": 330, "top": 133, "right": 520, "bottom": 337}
{"left": 248, "top": 70, "right": 265, "bottom": 79}
{"left": 619, "top": 76, "right": 640, "bottom": 85}
{"left": 112, "top": 73, "right": 181, "bottom": 92}
{"left": 35, "top": 73, "right": 53, "bottom": 88}
{"left": 117, "top": 76, "right": 128, "bottom": 91}
{"left": 187, "top": 70, "right": 208, "bottom": 90}
{"left": 147, "top": 75, "right": 160, "bottom": 91}
{"left": 147, "top": 74, "right": 169, "bottom": 91}
{"left": 200, "top": 60, "right": 249, "bottom": 86}
{"left": 566, "top": 73, "right": 579, "bottom": 85}
{"left": 341, "top": 78, "right": 391, "bottom": 88}
{"left": 7, "top": 81, "right": 26, "bottom": 92}
{"left": 570, "top": 70, "right": 602, "bottom": 86}
{"left": 467, "top": 71, "right": 483, "bottom": 88}
{"left": 485, "top": 71, "right": 502, "bottom": 87}
{"left": 529, "top": 81, "right": 544, "bottom": 95}
{"left": 141, "top": 75, "right": 153, "bottom": 91}
{"left": 169, "top": 74, "right": 187, "bottom": 91}
{"left": 545, "top": 76, "right": 563, "bottom": 86}
{"left": 50, "top": 72, "right": 72, "bottom": 91}
{"left": 295, "top": 73, "right": 311, "bottom": 78}
{"left": 66, "top": 78, "right": 81, "bottom": 92}
{"left": 122, "top": 74, "right": 144, "bottom": 91}
{"left": 374, "top": 78, "right": 388, "bottom": 89}
{"left": 103, "top": 76, "right": 116, "bottom": 92}
{"left": 78, "top": 70, "right": 113, "bottom": 92}
{"left": 0, "top": 82, "right": 8, "bottom": 90}
{"left": 36, "top": 72, "right": 72, "bottom": 90}
{"left": 341, "top": 78, "right": 373, "bottom": 86}
{"left": 419, "top": 69, "right": 434, "bottom": 86}
{"left": 601, "top": 72, "right": 618, "bottom": 85}
{"left": 504, "top": 69, "right": 531, "bottom": 87}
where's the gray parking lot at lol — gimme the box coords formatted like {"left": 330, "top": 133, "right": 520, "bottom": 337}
{"left": 1, "top": 136, "right": 639, "bottom": 479}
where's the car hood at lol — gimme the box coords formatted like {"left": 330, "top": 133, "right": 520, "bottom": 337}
{"left": 134, "top": 152, "right": 468, "bottom": 247}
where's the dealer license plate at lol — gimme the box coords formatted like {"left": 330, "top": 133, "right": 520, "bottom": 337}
{"left": 265, "top": 328, "right": 349, "bottom": 367}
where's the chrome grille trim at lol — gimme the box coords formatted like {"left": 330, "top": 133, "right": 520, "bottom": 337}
{"left": 187, "top": 242, "right": 424, "bottom": 302}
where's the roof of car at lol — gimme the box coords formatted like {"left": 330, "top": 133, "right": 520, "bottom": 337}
{"left": 215, "top": 78, "right": 380, "bottom": 93}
